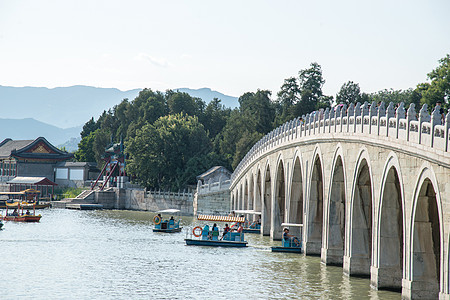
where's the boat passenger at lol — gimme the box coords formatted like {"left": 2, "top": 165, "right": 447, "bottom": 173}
{"left": 13, "top": 209, "right": 18, "bottom": 216}
{"left": 25, "top": 210, "right": 31, "bottom": 215}
{"left": 170, "top": 216, "right": 174, "bottom": 221}
{"left": 221, "top": 224, "right": 231, "bottom": 240}
{"left": 237, "top": 223, "right": 243, "bottom": 233}
{"left": 283, "top": 228, "right": 300, "bottom": 246}
{"left": 228, "top": 211, "right": 236, "bottom": 217}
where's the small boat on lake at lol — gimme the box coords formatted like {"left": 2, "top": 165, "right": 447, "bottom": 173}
{"left": 271, "top": 223, "right": 303, "bottom": 253}
{"left": 153, "top": 209, "right": 182, "bottom": 233}
{"left": 185, "top": 215, "right": 248, "bottom": 247}
{"left": 1, "top": 201, "right": 42, "bottom": 223}
{"left": 233, "top": 210, "right": 261, "bottom": 234}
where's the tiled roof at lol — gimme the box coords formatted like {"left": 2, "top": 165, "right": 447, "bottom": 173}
{"left": 0, "top": 139, "right": 34, "bottom": 159}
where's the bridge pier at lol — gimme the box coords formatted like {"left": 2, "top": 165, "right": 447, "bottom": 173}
{"left": 402, "top": 278, "right": 440, "bottom": 300}
{"left": 321, "top": 247, "right": 343, "bottom": 265}
{"left": 303, "top": 241, "right": 321, "bottom": 256}
{"left": 343, "top": 254, "right": 370, "bottom": 277}
{"left": 370, "top": 266, "right": 402, "bottom": 291}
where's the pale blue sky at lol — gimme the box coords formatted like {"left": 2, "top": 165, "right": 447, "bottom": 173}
{"left": 0, "top": 0, "right": 449, "bottom": 98}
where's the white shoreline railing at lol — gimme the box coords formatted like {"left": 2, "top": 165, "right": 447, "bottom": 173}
{"left": 231, "top": 101, "right": 450, "bottom": 183}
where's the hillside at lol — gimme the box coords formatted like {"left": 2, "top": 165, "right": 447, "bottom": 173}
{"left": 0, "top": 118, "right": 82, "bottom": 150}
{"left": 0, "top": 85, "right": 239, "bottom": 129}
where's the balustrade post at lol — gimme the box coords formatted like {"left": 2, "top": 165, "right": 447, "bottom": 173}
{"left": 445, "top": 112, "right": 450, "bottom": 152}
{"left": 386, "top": 102, "right": 395, "bottom": 137}
{"left": 418, "top": 104, "right": 430, "bottom": 145}
{"left": 347, "top": 103, "right": 354, "bottom": 133}
{"left": 377, "top": 102, "right": 386, "bottom": 136}
{"left": 361, "top": 101, "right": 369, "bottom": 133}
{"left": 328, "top": 107, "right": 334, "bottom": 133}
{"left": 368, "top": 101, "right": 377, "bottom": 134}
{"left": 334, "top": 106, "right": 340, "bottom": 133}
{"left": 395, "top": 102, "right": 405, "bottom": 139}
{"left": 406, "top": 103, "right": 416, "bottom": 142}
{"left": 430, "top": 105, "right": 441, "bottom": 148}
{"left": 340, "top": 104, "right": 347, "bottom": 133}
{"left": 324, "top": 108, "right": 329, "bottom": 133}
{"left": 354, "top": 102, "right": 361, "bottom": 133}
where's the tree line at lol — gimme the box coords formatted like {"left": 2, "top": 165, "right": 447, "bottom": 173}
{"left": 75, "top": 54, "right": 450, "bottom": 190}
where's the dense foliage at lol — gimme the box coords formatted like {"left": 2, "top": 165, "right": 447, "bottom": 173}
{"left": 75, "top": 54, "right": 449, "bottom": 190}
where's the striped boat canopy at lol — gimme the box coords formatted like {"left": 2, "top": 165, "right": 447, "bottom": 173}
{"left": 197, "top": 215, "right": 245, "bottom": 223}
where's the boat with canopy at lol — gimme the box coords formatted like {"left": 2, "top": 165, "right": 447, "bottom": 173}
{"left": 152, "top": 209, "right": 183, "bottom": 233}
{"left": 233, "top": 210, "right": 261, "bottom": 234}
{"left": 185, "top": 214, "right": 248, "bottom": 247}
{"left": 271, "top": 223, "right": 302, "bottom": 253}
{"left": 0, "top": 189, "right": 50, "bottom": 209}
{"left": 1, "top": 201, "right": 42, "bottom": 222}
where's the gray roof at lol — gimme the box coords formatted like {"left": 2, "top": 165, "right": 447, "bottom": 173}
{"left": 6, "top": 176, "right": 57, "bottom": 185}
{"left": 197, "top": 166, "right": 231, "bottom": 180}
{"left": 55, "top": 162, "right": 95, "bottom": 167}
{"left": 0, "top": 139, "right": 34, "bottom": 159}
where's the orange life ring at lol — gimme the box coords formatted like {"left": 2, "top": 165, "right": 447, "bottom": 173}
{"left": 153, "top": 215, "right": 161, "bottom": 225}
{"left": 192, "top": 226, "right": 202, "bottom": 237}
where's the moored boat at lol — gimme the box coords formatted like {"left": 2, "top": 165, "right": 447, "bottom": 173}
{"left": 153, "top": 209, "right": 183, "bottom": 233}
{"left": 271, "top": 223, "right": 303, "bottom": 253}
{"left": 233, "top": 210, "right": 262, "bottom": 234}
{"left": 1, "top": 201, "right": 42, "bottom": 223}
{"left": 185, "top": 215, "right": 248, "bottom": 247}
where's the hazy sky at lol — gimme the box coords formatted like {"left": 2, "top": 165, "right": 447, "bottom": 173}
{"left": 0, "top": 0, "right": 449, "bottom": 98}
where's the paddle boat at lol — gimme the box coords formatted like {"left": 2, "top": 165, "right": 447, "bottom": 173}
{"left": 1, "top": 201, "right": 42, "bottom": 222}
{"left": 185, "top": 215, "right": 248, "bottom": 247}
{"left": 233, "top": 210, "right": 261, "bottom": 234}
{"left": 271, "top": 223, "right": 303, "bottom": 253}
{"left": 152, "top": 209, "right": 183, "bottom": 233}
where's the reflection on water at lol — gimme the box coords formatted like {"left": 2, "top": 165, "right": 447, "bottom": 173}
{"left": 0, "top": 210, "right": 400, "bottom": 299}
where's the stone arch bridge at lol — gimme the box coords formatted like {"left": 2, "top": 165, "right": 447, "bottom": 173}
{"left": 230, "top": 101, "right": 450, "bottom": 299}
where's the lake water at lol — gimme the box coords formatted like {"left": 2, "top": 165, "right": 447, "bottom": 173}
{"left": 0, "top": 209, "right": 400, "bottom": 299}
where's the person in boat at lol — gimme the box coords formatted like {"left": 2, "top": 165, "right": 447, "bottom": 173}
{"left": 283, "top": 228, "right": 300, "bottom": 246}
{"left": 25, "top": 210, "right": 31, "bottom": 215}
{"left": 221, "top": 223, "right": 231, "bottom": 240}
{"left": 228, "top": 211, "right": 236, "bottom": 217}
{"left": 12, "top": 209, "right": 18, "bottom": 216}
{"left": 237, "top": 223, "right": 243, "bottom": 233}
{"left": 170, "top": 216, "right": 174, "bottom": 221}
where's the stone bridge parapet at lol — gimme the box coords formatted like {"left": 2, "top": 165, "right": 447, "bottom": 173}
{"left": 230, "top": 101, "right": 450, "bottom": 299}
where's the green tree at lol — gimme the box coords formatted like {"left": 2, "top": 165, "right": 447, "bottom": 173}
{"left": 125, "top": 114, "right": 209, "bottom": 190}
{"left": 419, "top": 54, "right": 450, "bottom": 108}
{"left": 336, "top": 81, "right": 363, "bottom": 104}
{"left": 276, "top": 77, "right": 300, "bottom": 124}
{"left": 74, "top": 130, "right": 96, "bottom": 162}
{"left": 80, "top": 117, "right": 98, "bottom": 138}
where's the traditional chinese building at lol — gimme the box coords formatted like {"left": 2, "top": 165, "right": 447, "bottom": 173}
{"left": 0, "top": 137, "right": 73, "bottom": 187}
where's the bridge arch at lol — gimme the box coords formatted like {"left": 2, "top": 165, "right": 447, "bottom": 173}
{"left": 345, "top": 147, "right": 374, "bottom": 276}
{"left": 243, "top": 179, "right": 248, "bottom": 211}
{"left": 322, "top": 144, "right": 347, "bottom": 265}
{"left": 272, "top": 155, "right": 286, "bottom": 240}
{"left": 288, "top": 149, "right": 304, "bottom": 239}
{"left": 305, "top": 145, "right": 325, "bottom": 255}
{"left": 405, "top": 165, "right": 443, "bottom": 299}
{"left": 254, "top": 168, "right": 262, "bottom": 218}
{"left": 248, "top": 172, "right": 254, "bottom": 211}
{"left": 372, "top": 152, "right": 405, "bottom": 291}
{"left": 262, "top": 160, "right": 272, "bottom": 236}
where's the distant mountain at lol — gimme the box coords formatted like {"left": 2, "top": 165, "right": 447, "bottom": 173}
{"left": 0, "top": 85, "right": 239, "bottom": 151}
{"left": 0, "top": 85, "right": 141, "bottom": 128}
{"left": 176, "top": 88, "right": 238, "bottom": 108}
{"left": 0, "top": 118, "right": 82, "bottom": 149}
